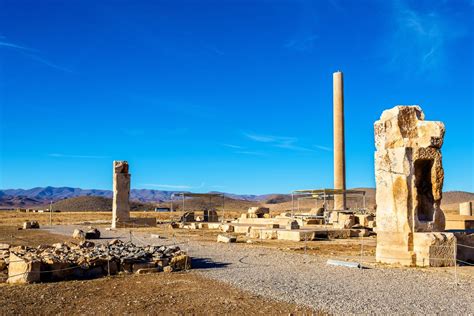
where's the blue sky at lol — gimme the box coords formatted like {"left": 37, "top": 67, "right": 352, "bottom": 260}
{"left": 0, "top": 0, "right": 473, "bottom": 194}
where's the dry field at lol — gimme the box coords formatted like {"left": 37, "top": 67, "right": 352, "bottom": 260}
{"left": 0, "top": 216, "right": 314, "bottom": 314}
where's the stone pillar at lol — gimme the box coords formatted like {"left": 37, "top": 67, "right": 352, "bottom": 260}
{"left": 374, "top": 105, "right": 453, "bottom": 267}
{"left": 333, "top": 71, "right": 346, "bottom": 210}
{"left": 112, "top": 161, "right": 130, "bottom": 228}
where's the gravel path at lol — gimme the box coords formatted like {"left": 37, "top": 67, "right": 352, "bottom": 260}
{"left": 45, "top": 225, "right": 474, "bottom": 314}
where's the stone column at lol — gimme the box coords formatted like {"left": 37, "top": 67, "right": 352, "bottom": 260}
{"left": 112, "top": 161, "right": 130, "bottom": 228}
{"left": 333, "top": 71, "right": 346, "bottom": 210}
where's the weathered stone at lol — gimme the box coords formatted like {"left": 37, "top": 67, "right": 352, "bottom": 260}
{"left": 170, "top": 254, "right": 191, "bottom": 271}
{"left": 22, "top": 221, "right": 39, "bottom": 230}
{"left": 217, "top": 235, "right": 236, "bottom": 243}
{"left": 459, "top": 201, "right": 473, "bottom": 216}
{"left": 247, "top": 207, "right": 270, "bottom": 218}
{"left": 85, "top": 228, "right": 101, "bottom": 239}
{"left": 7, "top": 253, "right": 41, "bottom": 284}
{"left": 132, "top": 262, "right": 156, "bottom": 273}
{"left": 136, "top": 267, "right": 161, "bottom": 274}
{"left": 0, "top": 244, "right": 9, "bottom": 251}
{"left": 112, "top": 160, "right": 131, "bottom": 228}
{"left": 163, "top": 266, "right": 173, "bottom": 273}
{"left": 333, "top": 213, "right": 355, "bottom": 229}
{"left": 374, "top": 105, "right": 452, "bottom": 267}
{"left": 72, "top": 229, "right": 85, "bottom": 240}
{"left": 220, "top": 224, "right": 234, "bottom": 233}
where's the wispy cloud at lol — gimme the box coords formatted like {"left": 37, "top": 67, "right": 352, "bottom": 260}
{"left": 221, "top": 143, "right": 244, "bottom": 149}
{"left": 243, "top": 132, "right": 315, "bottom": 152}
{"left": 234, "top": 151, "right": 266, "bottom": 156}
{"left": 385, "top": 1, "right": 466, "bottom": 76}
{"left": 0, "top": 37, "right": 72, "bottom": 73}
{"left": 285, "top": 34, "right": 318, "bottom": 52}
{"left": 48, "top": 153, "right": 108, "bottom": 159}
{"left": 314, "top": 145, "right": 332, "bottom": 152}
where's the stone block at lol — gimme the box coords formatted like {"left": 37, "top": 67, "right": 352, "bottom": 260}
{"left": 7, "top": 253, "right": 41, "bottom": 284}
{"left": 22, "top": 221, "right": 40, "bottom": 230}
{"left": 0, "top": 244, "right": 9, "bottom": 251}
{"left": 132, "top": 262, "right": 156, "bottom": 273}
{"left": 459, "top": 202, "right": 473, "bottom": 216}
{"left": 288, "top": 220, "right": 300, "bottom": 230}
{"left": 234, "top": 225, "right": 251, "bottom": 234}
{"left": 247, "top": 207, "right": 270, "bottom": 218}
{"left": 413, "top": 233, "right": 455, "bottom": 267}
{"left": 217, "top": 235, "right": 236, "bottom": 243}
{"left": 220, "top": 224, "right": 234, "bottom": 233}
{"left": 277, "top": 230, "right": 314, "bottom": 242}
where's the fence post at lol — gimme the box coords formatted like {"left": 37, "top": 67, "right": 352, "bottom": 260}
{"left": 454, "top": 243, "right": 458, "bottom": 285}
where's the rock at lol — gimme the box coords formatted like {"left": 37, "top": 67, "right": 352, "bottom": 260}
{"left": 72, "top": 229, "right": 85, "bottom": 240}
{"left": 78, "top": 240, "right": 95, "bottom": 248}
{"left": 163, "top": 266, "right": 173, "bottom": 273}
{"left": 170, "top": 254, "right": 191, "bottom": 271}
{"left": 217, "top": 235, "right": 236, "bottom": 243}
{"left": 247, "top": 207, "right": 270, "bottom": 218}
{"left": 7, "top": 253, "right": 41, "bottom": 284}
{"left": 85, "top": 228, "right": 101, "bottom": 239}
{"left": 136, "top": 267, "right": 161, "bottom": 274}
{"left": 180, "top": 212, "right": 195, "bottom": 222}
{"left": 22, "top": 221, "right": 40, "bottom": 230}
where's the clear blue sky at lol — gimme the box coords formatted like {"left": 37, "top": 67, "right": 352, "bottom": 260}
{"left": 0, "top": 0, "right": 473, "bottom": 194}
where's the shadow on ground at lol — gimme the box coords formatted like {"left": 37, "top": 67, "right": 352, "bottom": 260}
{"left": 191, "top": 257, "right": 230, "bottom": 270}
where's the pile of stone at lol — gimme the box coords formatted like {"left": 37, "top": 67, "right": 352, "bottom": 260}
{"left": 3, "top": 239, "right": 191, "bottom": 284}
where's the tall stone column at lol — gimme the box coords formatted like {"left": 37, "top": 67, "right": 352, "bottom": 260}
{"left": 333, "top": 71, "right": 346, "bottom": 210}
{"left": 112, "top": 161, "right": 130, "bottom": 228}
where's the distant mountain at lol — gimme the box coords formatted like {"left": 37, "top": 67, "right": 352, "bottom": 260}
{"left": 1, "top": 186, "right": 472, "bottom": 209}
{"left": 0, "top": 186, "right": 268, "bottom": 208}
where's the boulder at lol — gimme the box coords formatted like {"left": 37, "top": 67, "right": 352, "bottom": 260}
{"left": 72, "top": 229, "right": 85, "bottom": 240}
{"left": 85, "top": 228, "right": 101, "bottom": 239}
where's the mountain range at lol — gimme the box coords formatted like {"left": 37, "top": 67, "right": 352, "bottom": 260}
{"left": 0, "top": 186, "right": 270, "bottom": 207}
{"left": 0, "top": 186, "right": 472, "bottom": 210}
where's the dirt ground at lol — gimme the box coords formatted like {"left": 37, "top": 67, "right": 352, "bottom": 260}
{"left": 0, "top": 225, "right": 315, "bottom": 314}
{"left": 0, "top": 272, "right": 315, "bottom": 315}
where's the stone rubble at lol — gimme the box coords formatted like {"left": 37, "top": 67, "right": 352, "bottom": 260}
{"left": 4, "top": 239, "right": 190, "bottom": 284}
{"left": 22, "top": 221, "right": 40, "bottom": 230}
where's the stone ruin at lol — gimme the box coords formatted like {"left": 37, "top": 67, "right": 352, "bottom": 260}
{"left": 374, "top": 105, "right": 455, "bottom": 267}
{"left": 1, "top": 239, "right": 190, "bottom": 284}
{"left": 112, "top": 161, "right": 155, "bottom": 228}
{"left": 112, "top": 160, "right": 131, "bottom": 228}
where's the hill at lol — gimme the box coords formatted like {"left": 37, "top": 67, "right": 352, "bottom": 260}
{"left": 49, "top": 196, "right": 156, "bottom": 212}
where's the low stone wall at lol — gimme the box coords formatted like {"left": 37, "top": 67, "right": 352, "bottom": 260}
{"left": 2, "top": 239, "right": 190, "bottom": 284}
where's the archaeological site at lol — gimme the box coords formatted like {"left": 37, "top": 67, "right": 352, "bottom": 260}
{"left": 1, "top": 2, "right": 473, "bottom": 313}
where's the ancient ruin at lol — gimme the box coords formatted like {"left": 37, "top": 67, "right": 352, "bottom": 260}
{"left": 4, "top": 239, "right": 190, "bottom": 284}
{"left": 333, "top": 71, "right": 346, "bottom": 210}
{"left": 374, "top": 105, "right": 454, "bottom": 266}
{"left": 112, "top": 161, "right": 131, "bottom": 228}
{"left": 111, "top": 161, "right": 155, "bottom": 228}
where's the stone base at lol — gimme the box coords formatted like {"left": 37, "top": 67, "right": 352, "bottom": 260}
{"left": 376, "top": 232, "right": 455, "bottom": 267}
{"left": 113, "top": 217, "right": 156, "bottom": 228}
{"left": 413, "top": 232, "right": 455, "bottom": 267}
